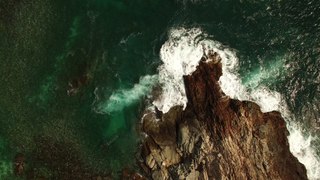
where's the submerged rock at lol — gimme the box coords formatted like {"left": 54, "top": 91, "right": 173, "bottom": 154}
{"left": 140, "top": 53, "right": 307, "bottom": 180}
{"left": 14, "top": 153, "right": 25, "bottom": 176}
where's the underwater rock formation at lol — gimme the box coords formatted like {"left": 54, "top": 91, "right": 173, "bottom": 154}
{"left": 140, "top": 53, "right": 307, "bottom": 180}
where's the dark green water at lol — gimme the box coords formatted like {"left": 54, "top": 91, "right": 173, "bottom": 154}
{"left": 0, "top": 0, "right": 319, "bottom": 179}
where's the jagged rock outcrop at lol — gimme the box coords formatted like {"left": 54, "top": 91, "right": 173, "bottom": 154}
{"left": 140, "top": 53, "right": 307, "bottom": 180}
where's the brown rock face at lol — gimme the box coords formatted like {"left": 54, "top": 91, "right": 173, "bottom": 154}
{"left": 140, "top": 53, "right": 307, "bottom": 180}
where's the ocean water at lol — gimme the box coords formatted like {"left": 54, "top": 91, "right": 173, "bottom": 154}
{"left": 0, "top": 0, "right": 319, "bottom": 179}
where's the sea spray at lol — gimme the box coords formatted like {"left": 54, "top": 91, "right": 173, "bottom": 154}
{"left": 153, "top": 28, "right": 205, "bottom": 113}
{"left": 154, "top": 28, "right": 249, "bottom": 113}
{"left": 288, "top": 124, "right": 320, "bottom": 179}
{"left": 93, "top": 74, "right": 158, "bottom": 137}
{"left": 156, "top": 27, "right": 320, "bottom": 179}
{"left": 95, "top": 74, "right": 158, "bottom": 114}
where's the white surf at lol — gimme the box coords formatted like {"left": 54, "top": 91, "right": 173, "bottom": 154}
{"left": 155, "top": 27, "right": 320, "bottom": 179}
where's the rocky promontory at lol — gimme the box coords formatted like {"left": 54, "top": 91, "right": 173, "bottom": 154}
{"left": 140, "top": 52, "right": 307, "bottom": 180}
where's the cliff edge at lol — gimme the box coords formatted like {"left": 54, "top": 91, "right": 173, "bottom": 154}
{"left": 140, "top": 52, "right": 307, "bottom": 180}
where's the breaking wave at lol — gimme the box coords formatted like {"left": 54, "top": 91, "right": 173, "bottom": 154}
{"left": 153, "top": 28, "right": 206, "bottom": 113}
{"left": 155, "top": 27, "right": 320, "bottom": 179}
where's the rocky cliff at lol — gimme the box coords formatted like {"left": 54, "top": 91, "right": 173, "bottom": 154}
{"left": 139, "top": 52, "right": 307, "bottom": 180}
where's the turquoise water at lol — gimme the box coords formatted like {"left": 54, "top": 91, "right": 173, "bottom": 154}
{"left": 0, "top": 0, "right": 319, "bottom": 179}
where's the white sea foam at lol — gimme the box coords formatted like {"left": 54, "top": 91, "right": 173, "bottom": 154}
{"left": 154, "top": 28, "right": 251, "bottom": 113}
{"left": 288, "top": 125, "right": 320, "bottom": 179}
{"left": 156, "top": 27, "right": 320, "bottom": 179}
{"left": 96, "top": 75, "right": 158, "bottom": 113}
{"left": 153, "top": 28, "right": 205, "bottom": 113}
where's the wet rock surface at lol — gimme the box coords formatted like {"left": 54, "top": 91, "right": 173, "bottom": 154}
{"left": 140, "top": 53, "right": 307, "bottom": 180}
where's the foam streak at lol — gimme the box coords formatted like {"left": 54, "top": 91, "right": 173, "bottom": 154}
{"left": 96, "top": 75, "right": 158, "bottom": 113}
